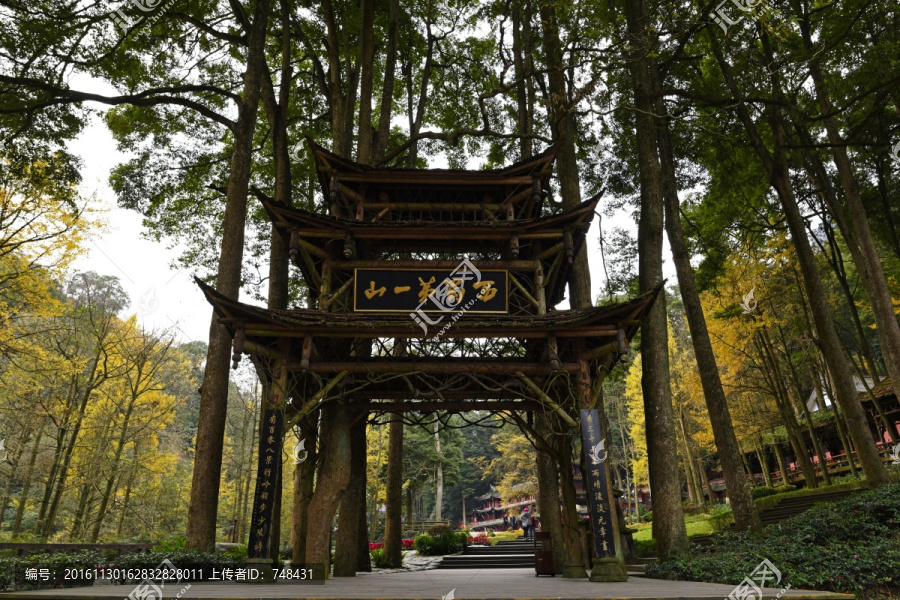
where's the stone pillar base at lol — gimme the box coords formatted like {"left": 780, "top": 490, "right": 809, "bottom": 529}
{"left": 246, "top": 558, "right": 276, "bottom": 583}
{"left": 590, "top": 557, "right": 628, "bottom": 582}
{"left": 562, "top": 563, "right": 588, "bottom": 578}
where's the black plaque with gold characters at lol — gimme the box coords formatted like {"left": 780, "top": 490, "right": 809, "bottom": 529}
{"left": 580, "top": 408, "right": 617, "bottom": 558}
{"left": 353, "top": 261, "right": 508, "bottom": 314}
{"left": 248, "top": 409, "right": 283, "bottom": 559}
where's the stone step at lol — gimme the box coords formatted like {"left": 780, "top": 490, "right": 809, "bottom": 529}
{"left": 465, "top": 547, "right": 535, "bottom": 555}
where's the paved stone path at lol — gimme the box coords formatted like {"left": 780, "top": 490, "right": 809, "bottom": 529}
{"left": 0, "top": 567, "right": 854, "bottom": 600}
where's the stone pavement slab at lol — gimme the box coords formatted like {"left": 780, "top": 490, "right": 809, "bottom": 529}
{"left": 0, "top": 568, "right": 854, "bottom": 600}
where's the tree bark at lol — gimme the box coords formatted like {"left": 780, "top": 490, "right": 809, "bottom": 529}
{"left": 305, "top": 401, "right": 352, "bottom": 578}
{"left": 624, "top": 0, "right": 688, "bottom": 560}
{"left": 333, "top": 413, "right": 367, "bottom": 577}
{"left": 534, "top": 413, "right": 565, "bottom": 575}
{"left": 653, "top": 67, "right": 760, "bottom": 530}
{"left": 372, "top": 0, "right": 400, "bottom": 165}
{"left": 383, "top": 412, "right": 404, "bottom": 568}
{"left": 186, "top": 0, "right": 272, "bottom": 551}
{"left": 555, "top": 423, "right": 586, "bottom": 577}
{"left": 536, "top": 0, "right": 591, "bottom": 308}
{"left": 355, "top": 0, "right": 376, "bottom": 164}
{"left": 433, "top": 418, "right": 443, "bottom": 521}
{"left": 290, "top": 413, "right": 316, "bottom": 564}
{"left": 12, "top": 426, "right": 43, "bottom": 537}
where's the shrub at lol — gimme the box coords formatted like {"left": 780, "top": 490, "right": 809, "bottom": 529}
{"left": 369, "top": 548, "right": 399, "bottom": 568}
{"left": 152, "top": 536, "right": 186, "bottom": 552}
{"left": 647, "top": 483, "right": 900, "bottom": 597}
{"left": 634, "top": 538, "right": 657, "bottom": 558}
{"left": 414, "top": 529, "right": 467, "bottom": 555}
{"left": 750, "top": 485, "right": 797, "bottom": 500}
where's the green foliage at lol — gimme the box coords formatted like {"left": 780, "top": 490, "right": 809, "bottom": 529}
{"left": 223, "top": 545, "right": 248, "bottom": 561}
{"left": 414, "top": 529, "right": 467, "bottom": 556}
{"left": 0, "top": 550, "right": 105, "bottom": 591}
{"left": 634, "top": 538, "right": 657, "bottom": 558}
{"left": 369, "top": 547, "right": 400, "bottom": 568}
{"left": 646, "top": 483, "right": 900, "bottom": 596}
{"left": 754, "top": 481, "right": 867, "bottom": 513}
{"left": 152, "top": 535, "right": 186, "bottom": 552}
{"left": 750, "top": 484, "right": 797, "bottom": 500}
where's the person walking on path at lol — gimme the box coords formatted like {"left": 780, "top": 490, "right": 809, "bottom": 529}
{"left": 521, "top": 507, "right": 533, "bottom": 541}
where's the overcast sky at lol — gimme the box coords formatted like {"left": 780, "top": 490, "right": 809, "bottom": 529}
{"left": 69, "top": 112, "right": 667, "bottom": 344}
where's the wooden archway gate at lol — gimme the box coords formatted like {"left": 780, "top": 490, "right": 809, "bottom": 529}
{"left": 197, "top": 140, "right": 659, "bottom": 581}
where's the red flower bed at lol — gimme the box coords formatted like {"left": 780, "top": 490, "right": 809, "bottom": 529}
{"left": 369, "top": 539, "right": 415, "bottom": 551}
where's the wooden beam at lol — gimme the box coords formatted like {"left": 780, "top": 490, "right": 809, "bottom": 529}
{"left": 292, "top": 361, "right": 580, "bottom": 375}
{"left": 515, "top": 372, "right": 579, "bottom": 430}
{"left": 326, "top": 259, "right": 539, "bottom": 271}
{"left": 509, "top": 272, "right": 539, "bottom": 309}
{"left": 239, "top": 324, "right": 619, "bottom": 340}
{"left": 346, "top": 391, "right": 522, "bottom": 400}
{"left": 358, "top": 400, "right": 543, "bottom": 412}
{"left": 581, "top": 342, "right": 619, "bottom": 361}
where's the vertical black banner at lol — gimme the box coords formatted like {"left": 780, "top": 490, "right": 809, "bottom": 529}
{"left": 248, "top": 409, "right": 283, "bottom": 559}
{"left": 580, "top": 408, "right": 617, "bottom": 558}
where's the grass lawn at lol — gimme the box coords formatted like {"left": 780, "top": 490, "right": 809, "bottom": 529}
{"left": 630, "top": 513, "right": 715, "bottom": 542}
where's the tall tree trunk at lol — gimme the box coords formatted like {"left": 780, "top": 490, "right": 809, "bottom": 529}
{"left": 91, "top": 394, "right": 138, "bottom": 542}
{"left": 382, "top": 412, "right": 404, "bottom": 567}
{"left": 115, "top": 468, "right": 136, "bottom": 537}
{"left": 754, "top": 332, "right": 819, "bottom": 488}
{"left": 535, "top": 413, "right": 565, "bottom": 575}
{"left": 44, "top": 380, "right": 97, "bottom": 539}
{"left": 333, "top": 413, "right": 367, "bottom": 577}
{"left": 290, "top": 413, "right": 316, "bottom": 564}
{"left": 12, "top": 426, "right": 43, "bottom": 537}
{"left": 653, "top": 66, "right": 760, "bottom": 529}
{"left": 0, "top": 427, "right": 30, "bottom": 526}
{"left": 433, "top": 418, "right": 443, "bottom": 521}
{"left": 186, "top": 0, "right": 272, "bottom": 551}
{"left": 755, "top": 439, "right": 773, "bottom": 488}
{"left": 372, "top": 0, "right": 399, "bottom": 165}
{"left": 355, "top": 0, "right": 376, "bottom": 163}
{"left": 795, "top": 7, "right": 900, "bottom": 397}
{"left": 305, "top": 401, "right": 352, "bottom": 578}
{"left": 773, "top": 440, "right": 790, "bottom": 486}
{"left": 555, "top": 425, "right": 587, "bottom": 577}
{"left": 536, "top": 0, "right": 590, "bottom": 308}
{"left": 625, "top": 0, "right": 688, "bottom": 560}
{"left": 676, "top": 406, "right": 702, "bottom": 505}
{"left": 822, "top": 364, "right": 859, "bottom": 478}
{"left": 512, "top": 0, "right": 532, "bottom": 160}
{"left": 709, "top": 30, "right": 889, "bottom": 487}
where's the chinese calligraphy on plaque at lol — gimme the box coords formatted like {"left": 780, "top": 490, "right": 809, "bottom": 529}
{"left": 580, "top": 408, "right": 617, "bottom": 558}
{"left": 353, "top": 267, "right": 507, "bottom": 313}
{"left": 248, "top": 409, "right": 283, "bottom": 559}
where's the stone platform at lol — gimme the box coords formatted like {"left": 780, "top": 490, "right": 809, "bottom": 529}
{"left": 0, "top": 568, "right": 854, "bottom": 600}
